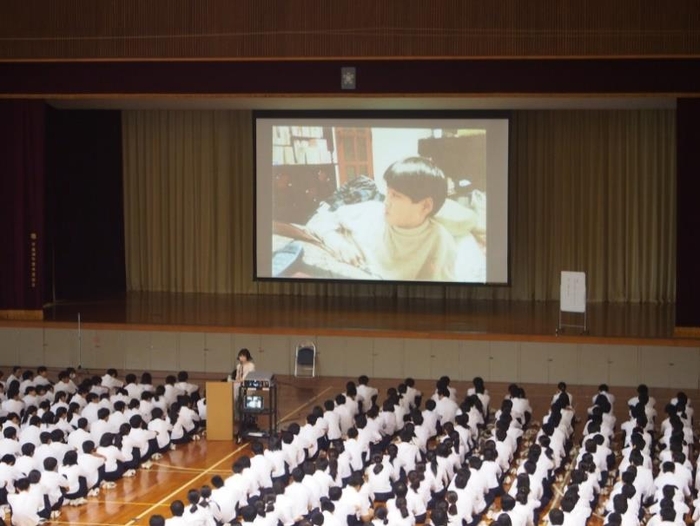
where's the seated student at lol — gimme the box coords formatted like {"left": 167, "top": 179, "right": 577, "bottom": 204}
{"left": 148, "top": 408, "right": 173, "bottom": 454}
{"left": 6, "top": 367, "right": 22, "bottom": 388}
{"left": 208, "top": 475, "right": 238, "bottom": 525}
{"left": 238, "top": 504, "right": 258, "bottom": 526}
{"left": 59, "top": 450, "right": 89, "bottom": 506}
{"left": 26, "top": 469, "right": 53, "bottom": 521}
{"left": 127, "top": 415, "right": 159, "bottom": 468}
{"left": 1, "top": 388, "right": 25, "bottom": 419}
{"left": 182, "top": 488, "right": 215, "bottom": 526}
{"left": 338, "top": 472, "right": 374, "bottom": 526}
{"left": 169, "top": 397, "right": 201, "bottom": 445}
{"left": 31, "top": 367, "right": 50, "bottom": 389}
{"left": 434, "top": 387, "right": 460, "bottom": 426}
{"left": 8, "top": 477, "right": 43, "bottom": 525}
{"left": 365, "top": 453, "right": 393, "bottom": 503}
{"left": 175, "top": 371, "right": 199, "bottom": 397}
{"left": 355, "top": 375, "right": 379, "bottom": 414}
{"left": 0, "top": 426, "right": 21, "bottom": 458}
{"left": 78, "top": 440, "right": 106, "bottom": 497}
{"left": 307, "top": 156, "right": 458, "bottom": 281}
{"left": 19, "top": 371, "right": 35, "bottom": 397}
{"left": 15, "top": 443, "right": 39, "bottom": 477}
{"left": 467, "top": 376, "right": 490, "bottom": 420}
{"left": 96, "top": 433, "right": 125, "bottom": 485}
{"left": 42, "top": 457, "right": 69, "bottom": 518}
{"left": 283, "top": 467, "right": 312, "bottom": 523}
{"left": 402, "top": 377, "right": 422, "bottom": 410}
{"left": 552, "top": 382, "right": 573, "bottom": 407}
{"left": 101, "top": 369, "right": 124, "bottom": 393}
{"left": 165, "top": 499, "right": 186, "bottom": 526}
{"left": 56, "top": 370, "right": 78, "bottom": 396}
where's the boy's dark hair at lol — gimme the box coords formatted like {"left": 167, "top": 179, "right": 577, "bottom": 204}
{"left": 383, "top": 156, "right": 448, "bottom": 216}
{"left": 170, "top": 500, "right": 184, "bottom": 517}
{"left": 15, "top": 477, "right": 30, "bottom": 491}
{"left": 240, "top": 505, "right": 257, "bottom": 521}
{"left": 549, "top": 509, "right": 564, "bottom": 526}
{"left": 43, "top": 457, "right": 58, "bottom": 471}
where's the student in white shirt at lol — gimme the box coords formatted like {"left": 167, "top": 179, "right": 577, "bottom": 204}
{"left": 15, "top": 443, "right": 39, "bottom": 477}
{"left": 54, "top": 371, "right": 77, "bottom": 396}
{"left": 97, "top": 433, "right": 126, "bottom": 484}
{"left": 101, "top": 368, "right": 124, "bottom": 393}
{"left": 8, "top": 476, "right": 44, "bottom": 526}
{"left": 165, "top": 500, "right": 188, "bottom": 526}
{"left": 283, "top": 467, "right": 313, "bottom": 522}
{"left": 67, "top": 417, "right": 91, "bottom": 451}
{"left": 403, "top": 377, "right": 422, "bottom": 410}
{"left": 1, "top": 389, "right": 25, "bottom": 419}
{"left": 208, "top": 475, "right": 238, "bottom": 525}
{"left": 432, "top": 376, "right": 457, "bottom": 403}
{"left": 467, "top": 376, "right": 490, "bottom": 420}
{"left": 248, "top": 441, "right": 274, "bottom": 493}
{"left": 59, "top": 450, "right": 89, "bottom": 505}
{"left": 365, "top": 453, "right": 394, "bottom": 503}
{"left": 264, "top": 436, "right": 288, "bottom": 487}
{"left": 356, "top": 375, "right": 378, "bottom": 414}
{"left": 182, "top": 488, "right": 216, "bottom": 526}
{"left": 0, "top": 426, "right": 21, "bottom": 457}
{"left": 148, "top": 408, "right": 173, "bottom": 454}
{"left": 395, "top": 428, "right": 421, "bottom": 477}
{"left": 42, "top": 457, "right": 69, "bottom": 517}
{"left": 435, "top": 387, "right": 460, "bottom": 426}
{"left": 77, "top": 440, "right": 106, "bottom": 497}
{"left": 338, "top": 472, "right": 374, "bottom": 526}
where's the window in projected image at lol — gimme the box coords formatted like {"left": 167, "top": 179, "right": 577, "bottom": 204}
{"left": 256, "top": 115, "right": 509, "bottom": 285}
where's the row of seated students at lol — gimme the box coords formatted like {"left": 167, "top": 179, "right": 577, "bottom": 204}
{"left": 0, "top": 366, "right": 207, "bottom": 525}
{"left": 153, "top": 379, "right": 700, "bottom": 526}
{"left": 600, "top": 386, "right": 696, "bottom": 526}
{"left": 534, "top": 383, "right": 697, "bottom": 526}
{"left": 149, "top": 375, "right": 574, "bottom": 526}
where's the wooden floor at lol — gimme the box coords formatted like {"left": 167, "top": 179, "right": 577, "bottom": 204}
{"left": 39, "top": 292, "right": 681, "bottom": 343}
{"left": 56, "top": 374, "right": 700, "bottom": 526}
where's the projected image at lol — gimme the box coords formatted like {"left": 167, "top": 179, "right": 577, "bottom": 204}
{"left": 256, "top": 115, "right": 509, "bottom": 284}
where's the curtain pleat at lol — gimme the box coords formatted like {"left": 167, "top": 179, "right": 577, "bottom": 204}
{"left": 122, "top": 109, "right": 676, "bottom": 302}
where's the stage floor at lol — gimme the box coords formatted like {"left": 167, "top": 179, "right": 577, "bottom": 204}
{"left": 38, "top": 292, "right": 684, "bottom": 344}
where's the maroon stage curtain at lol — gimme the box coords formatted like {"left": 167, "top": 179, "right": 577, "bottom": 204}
{"left": 676, "top": 98, "right": 700, "bottom": 331}
{"left": 0, "top": 100, "right": 45, "bottom": 313}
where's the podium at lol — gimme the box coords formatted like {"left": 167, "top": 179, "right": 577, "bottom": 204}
{"left": 205, "top": 381, "right": 235, "bottom": 441}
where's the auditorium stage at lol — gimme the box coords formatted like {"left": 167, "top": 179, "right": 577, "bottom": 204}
{"left": 37, "top": 292, "right": 689, "bottom": 346}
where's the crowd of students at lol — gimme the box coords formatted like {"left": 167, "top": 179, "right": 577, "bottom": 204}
{"left": 0, "top": 366, "right": 205, "bottom": 525}
{"left": 0, "top": 364, "right": 695, "bottom": 526}
{"left": 149, "top": 376, "right": 699, "bottom": 526}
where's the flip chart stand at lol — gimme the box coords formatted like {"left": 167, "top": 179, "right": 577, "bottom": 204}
{"left": 556, "top": 271, "right": 588, "bottom": 335}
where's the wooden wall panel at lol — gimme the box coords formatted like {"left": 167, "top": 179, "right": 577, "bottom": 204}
{"left": 0, "top": 0, "right": 698, "bottom": 60}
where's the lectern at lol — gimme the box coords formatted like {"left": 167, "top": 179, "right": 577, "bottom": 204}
{"left": 205, "top": 381, "right": 235, "bottom": 441}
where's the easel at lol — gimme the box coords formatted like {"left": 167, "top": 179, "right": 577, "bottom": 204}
{"left": 556, "top": 271, "right": 588, "bottom": 335}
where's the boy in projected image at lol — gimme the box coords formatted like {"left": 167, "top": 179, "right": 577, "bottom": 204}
{"left": 307, "top": 156, "right": 457, "bottom": 280}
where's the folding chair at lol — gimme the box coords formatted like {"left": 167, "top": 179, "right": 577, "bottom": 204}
{"left": 294, "top": 341, "right": 317, "bottom": 378}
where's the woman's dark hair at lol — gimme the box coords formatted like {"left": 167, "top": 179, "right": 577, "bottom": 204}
{"left": 187, "top": 488, "right": 200, "bottom": 513}
{"left": 237, "top": 348, "right": 253, "bottom": 361}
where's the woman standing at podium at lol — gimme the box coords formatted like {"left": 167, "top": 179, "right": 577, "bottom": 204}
{"left": 232, "top": 348, "right": 255, "bottom": 382}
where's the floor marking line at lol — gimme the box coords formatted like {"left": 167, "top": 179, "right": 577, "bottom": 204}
{"left": 124, "top": 443, "right": 249, "bottom": 526}
{"left": 278, "top": 385, "right": 333, "bottom": 424}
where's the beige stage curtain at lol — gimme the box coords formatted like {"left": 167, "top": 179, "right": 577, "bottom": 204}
{"left": 123, "top": 109, "right": 676, "bottom": 302}
{"left": 122, "top": 110, "right": 253, "bottom": 293}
